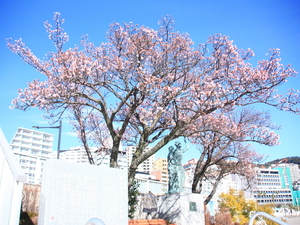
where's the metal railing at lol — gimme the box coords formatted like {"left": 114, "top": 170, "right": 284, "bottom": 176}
{"left": 249, "top": 211, "right": 289, "bottom": 225}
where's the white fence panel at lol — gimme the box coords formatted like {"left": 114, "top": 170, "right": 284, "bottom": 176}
{"left": 136, "top": 178, "right": 168, "bottom": 195}
{"left": 0, "top": 128, "right": 26, "bottom": 225}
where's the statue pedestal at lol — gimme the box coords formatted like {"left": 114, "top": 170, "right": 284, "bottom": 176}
{"left": 155, "top": 193, "right": 204, "bottom": 225}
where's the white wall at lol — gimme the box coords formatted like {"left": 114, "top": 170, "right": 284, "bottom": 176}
{"left": 0, "top": 128, "right": 26, "bottom": 225}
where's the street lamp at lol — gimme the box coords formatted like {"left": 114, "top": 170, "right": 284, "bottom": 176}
{"left": 33, "top": 120, "right": 62, "bottom": 159}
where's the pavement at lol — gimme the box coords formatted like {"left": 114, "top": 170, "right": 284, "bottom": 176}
{"left": 282, "top": 216, "right": 300, "bottom": 225}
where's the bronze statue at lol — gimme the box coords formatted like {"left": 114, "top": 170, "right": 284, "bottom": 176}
{"left": 167, "top": 139, "right": 188, "bottom": 193}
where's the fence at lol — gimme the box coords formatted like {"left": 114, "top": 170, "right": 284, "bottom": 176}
{"left": 136, "top": 178, "right": 168, "bottom": 195}
{"left": 0, "top": 128, "right": 27, "bottom": 225}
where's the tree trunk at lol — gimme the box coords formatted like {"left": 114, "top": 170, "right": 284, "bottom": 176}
{"left": 204, "top": 183, "right": 218, "bottom": 205}
{"left": 128, "top": 165, "right": 137, "bottom": 189}
{"left": 110, "top": 138, "right": 121, "bottom": 168}
{"left": 192, "top": 159, "right": 210, "bottom": 193}
{"left": 204, "top": 172, "right": 224, "bottom": 205}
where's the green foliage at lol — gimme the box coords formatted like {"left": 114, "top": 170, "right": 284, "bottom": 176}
{"left": 128, "top": 179, "right": 140, "bottom": 219}
{"left": 218, "top": 188, "right": 276, "bottom": 225}
{"left": 286, "top": 156, "right": 300, "bottom": 164}
{"left": 19, "top": 211, "right": 38, "bottom": 225}
{"left": 264, "top": 156, "right": 300, "bottom": 167}
{"left": 218, "top": 189, "right": 255, "bottom": 224}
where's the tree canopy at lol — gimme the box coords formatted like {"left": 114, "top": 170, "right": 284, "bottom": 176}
{"left": 190, "top": 108, "right": 280, "bottom": 203}
{"left": 7, "top": 13, "right": 300, "bottom": 187}
{"left": 218, "top": 189, "right": 277, "bottom": 225}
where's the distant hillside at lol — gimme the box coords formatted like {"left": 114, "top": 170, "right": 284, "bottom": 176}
{"left": 264, "top": 156, "right": 300, "bottom": 167}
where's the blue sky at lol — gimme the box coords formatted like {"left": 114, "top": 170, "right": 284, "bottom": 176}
{"left": 0, "top": 0, "right": 299, "bottom": 163}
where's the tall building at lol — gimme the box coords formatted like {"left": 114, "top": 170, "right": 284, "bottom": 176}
{"left": 53, "top": 146, "right": 98, "bottom": 164}
{"left": 151, "top": 158, "right": 168, "bottom": 183}
{"left": 183, "top": 159, "right": 239, "bottom": 214}
{"left": 10, "top": 127, "right": 53, "bottom": 184}
{"left": 96, "top": 149, "right": 127, "bottom": 169}
{"left": 55, "top": 146, "right": 127, "bottom": 169}
{"left": 250, "top": 168, "right": 293, "bottom": 205}
{"left": 183, "top": 158, "right": 198, "bottom": 180}
{"left": 126, "top": 146, "right": 155, "bottom": 174}
{"left": 273, "top": 163, "right": 300, "bottom": 184}
{"left": 272, "top": 164, "right": 300, "bottom": 206}
{"left": 184, "top": 160, "right": 238, "bottom": 196}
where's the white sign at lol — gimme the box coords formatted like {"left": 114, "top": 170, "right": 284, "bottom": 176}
{"left": 39, "top": 160, "right": 128, "bottom": 225}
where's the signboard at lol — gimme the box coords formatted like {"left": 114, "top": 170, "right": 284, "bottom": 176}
{"left": 39, "top": 160, "right": 128, "bottom": 225}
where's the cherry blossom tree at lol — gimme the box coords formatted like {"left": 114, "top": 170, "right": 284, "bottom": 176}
{"left": 196, "top": 146, "right": 262, "bottom": 205}
{"left": 7, "top": 13, "right": 300, "bottom": 188}
{"left": 186, "top": 108, "right": 279, "bottom": 204}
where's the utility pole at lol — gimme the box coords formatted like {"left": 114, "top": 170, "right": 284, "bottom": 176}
{"left": 33, "top": 120, "right": 62, "bottom": 159}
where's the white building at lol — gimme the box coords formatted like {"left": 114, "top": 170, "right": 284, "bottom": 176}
{"left": 273, "top": 163, "right": 300, "bottom": 183}
{"left": 250, "top": 168, "right": 293, "bottom": 205}
{"left": 126, "top": 146, "right": 155, "bottom": 174}
{"left": 52, "top": 146, "right": 98, "bottom": 164}
{"left": 96, "top": 149, "right": 127, "bottom": 169}
{"left": 55, "top": 146, "right": 128, "bottom": 169}
{"left": 183, "top": 159, "right": 239, "bottom": 215}
{"left": 10, "top": 127, "right": 53, "bottom": 185}
{"left": 183, "top": 159, "right": 238, "bottom": 196}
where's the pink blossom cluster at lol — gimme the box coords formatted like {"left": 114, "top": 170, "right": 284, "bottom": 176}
{"left": 7, "top": 13, "right": 299, "bottom": 182}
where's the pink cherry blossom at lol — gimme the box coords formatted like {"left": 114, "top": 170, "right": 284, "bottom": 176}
{"left": 7, "top": 13, "right": 299, "bottom": 188}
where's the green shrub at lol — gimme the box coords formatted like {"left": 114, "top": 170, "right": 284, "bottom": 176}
{"left": 128, "top": 179, "right": 140, "bottom": 219}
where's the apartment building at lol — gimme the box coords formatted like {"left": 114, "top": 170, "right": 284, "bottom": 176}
{"left": 126, "top": 146, "right": 155, "bottom": 174}
{"left": 151, "top": 158, "right": 168, "bottom": 183}
{"left": 273, "top": 164, "right": 300, "bottom": 206}
{"left": 273, "top": 163, "right": 300, "bottom": 184}
{"left": 186, "top": 162, "right": 239, "bottom": 194}
{"left": 53, "top": 146, "right": 98, "bottom": 164}
{"left": 55, "top": 146, "right": 128, "bottom": 168}
{"left": 10, "top": 127, "right": 53, "bottom": 184}
{"left": 183, "top": 158, "right": 198, "bottom": 179}
{"left": 251, "top": 168, "right": 293, "bottom": 205}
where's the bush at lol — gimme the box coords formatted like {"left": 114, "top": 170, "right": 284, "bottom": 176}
{"left": 128, "top": 180, "right": 140, "bottom": 219}
{"left": 214, "top": 208, "right": 233, "bottom": 225}
{"left": 20, "top": 211, "right": 38, "bottom": 225}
